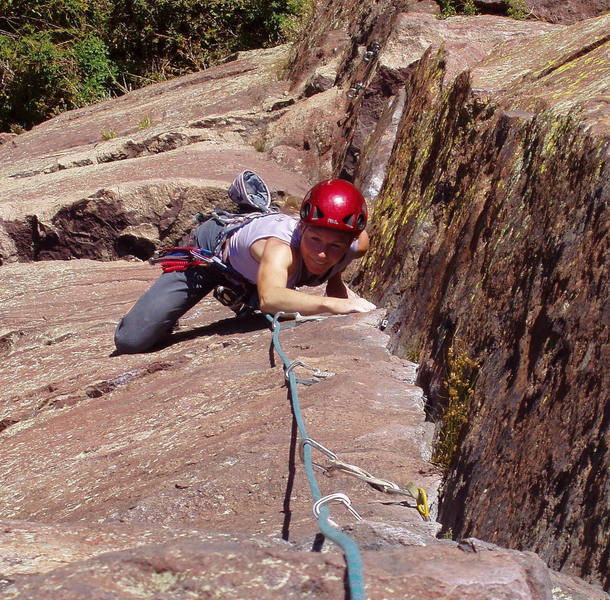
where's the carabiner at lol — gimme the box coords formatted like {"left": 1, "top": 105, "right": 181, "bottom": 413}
{"left": 313, "top": 492, "right": 363, "bottom": 524}
{"left": 300, "top": 438, "right": 338, "bottom": 463}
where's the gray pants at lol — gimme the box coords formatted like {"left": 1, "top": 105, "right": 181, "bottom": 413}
{"left": 114, "top": 220, "right": 228, "bottom": 354}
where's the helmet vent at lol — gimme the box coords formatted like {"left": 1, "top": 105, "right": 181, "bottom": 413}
{"left": 343, "top": 214, "right": 355, "bottom": 228}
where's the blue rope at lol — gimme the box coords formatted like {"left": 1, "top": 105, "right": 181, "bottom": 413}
{"left": 267, "top": 312, "right": 366, "bottom": 600}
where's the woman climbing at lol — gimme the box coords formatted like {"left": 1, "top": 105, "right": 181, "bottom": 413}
{"left": 114, "top": 178, "right": 376, "bottom": 354}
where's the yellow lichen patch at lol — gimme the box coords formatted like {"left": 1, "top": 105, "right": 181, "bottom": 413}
{"left": 404, "top": 336, "right": 423, "bottom": 363}
{"left": 432, "top": 339, "right": 479, "bottom": 469}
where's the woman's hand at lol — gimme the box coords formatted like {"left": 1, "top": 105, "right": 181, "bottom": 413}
{"left": 324, "top": 295, "right": 377, "bottom": 314}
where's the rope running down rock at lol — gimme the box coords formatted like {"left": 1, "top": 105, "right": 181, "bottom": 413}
{"left": 267, "top": 311, "right": 367, "bottom": 600}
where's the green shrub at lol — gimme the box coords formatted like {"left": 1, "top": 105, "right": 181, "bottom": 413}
{"left": 507, "top": 0, "right": 529, "bottom": 19}
{"left": 73, "top": 34, "right": 117, "bottom": 104}
{"left": 276, "top": 0, "right": 315, "bottom": 41}
{"left": 439, "top": 0, "right": 478, "bottom": 17}
{"left": 432, "top": 340, "right": 479, "bottom": 469}
{"left": 0, "top": 0, "right": 303, "bottom": 132}
{"left": 0, "top": 29, "right": 116, "bottom": 129}
{"left": 106, "top": 0, "right": 303, "bottom": 77}
{"left": 137, "top": 115, "right": 152, "bottom": 129}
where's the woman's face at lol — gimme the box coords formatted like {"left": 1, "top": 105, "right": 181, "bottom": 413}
{"left": 300, "top": 225, "right": 353, "bottom": 275}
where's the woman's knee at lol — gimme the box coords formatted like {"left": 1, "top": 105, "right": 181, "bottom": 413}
{"left": 114, "top": 317, "right": 166, "bottom": 354}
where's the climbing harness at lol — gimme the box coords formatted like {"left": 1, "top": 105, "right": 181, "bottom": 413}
{"left": 149, "top": 246, "right": 222, "bottom": 273}
{"left": 149, "top": 246, "right": 258, "bottom": 316}
{"left": 149, "top": 209, "right": 272, "bottom": 316}
{"left": 149, "top": 169, "right": 280, "bottom": 316}
{"left": 209, "top": 209, "right": 272, "bottom": 257}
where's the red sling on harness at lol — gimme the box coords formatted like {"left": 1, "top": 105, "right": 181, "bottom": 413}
{"left": 149, "top": 247, "right": 206, "bottom": 273}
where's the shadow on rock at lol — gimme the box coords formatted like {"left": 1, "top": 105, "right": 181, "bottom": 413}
{"left": 159, "top": 313, "right": 270, "bottom": 349}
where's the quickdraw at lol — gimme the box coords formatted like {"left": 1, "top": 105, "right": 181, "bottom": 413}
{"left": 149, "top": 246, "right": 209, "bottom": 273}
{"left": 300, "top": 438, "right": 430, "bottom": 520}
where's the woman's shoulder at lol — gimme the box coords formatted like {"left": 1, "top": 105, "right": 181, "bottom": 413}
{"left": 251, "top": 213, "right": 301, "bottom": 243}
{"left": 260, "top": 212, "right": 299, "bottom": 227}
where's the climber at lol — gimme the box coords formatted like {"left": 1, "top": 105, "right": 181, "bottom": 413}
{"left": 114, "top": 178, "right": 376, "bottom": 354}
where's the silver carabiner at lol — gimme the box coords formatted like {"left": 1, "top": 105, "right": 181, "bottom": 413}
{"left": 300, "top": 438, "right": 338, "bottom": 464}
{"left": 272, "top": 311, "right": 289, "bottom": 327}
{"left": 285, "top": 360, "right": 334, "bottom": 383}
{"left": 285, "top": 359, "right": 306, "bottom": 380}
{"left": 364, "top": 42, "right": 380, "bottom": 62}
{"left": 329, "top": 459, "right": 402, "bottom": 493}
{"left": 346, "top": 83, "right": 365, "bottom": 99}
{"left": 313, "top": 492, "right": 363, "bottom": 525}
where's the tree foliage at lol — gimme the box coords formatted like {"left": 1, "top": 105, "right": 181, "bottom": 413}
{"left": 438, "top": 0, "right": 478, "bottom": 17}
{"left": 0, "top": 0, "right": 304, "bottom": 132}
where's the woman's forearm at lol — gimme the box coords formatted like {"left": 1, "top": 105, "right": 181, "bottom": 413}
{"left": 258, "top": 286, "right": 358, "bottom": 316}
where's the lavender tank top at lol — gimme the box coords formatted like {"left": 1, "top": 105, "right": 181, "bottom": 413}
{"left": 225, "top": 213, "right": 358, "bottom": 288}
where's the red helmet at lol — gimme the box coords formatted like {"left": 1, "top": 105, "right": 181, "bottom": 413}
{"left": 300, "top": 179, "right": 367, "bottom": 234}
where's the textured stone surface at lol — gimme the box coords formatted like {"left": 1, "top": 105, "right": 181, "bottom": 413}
{"left": 0, "top": 45, "right": 314, "bottom": 264}
{"left": 0, "top": 260, "right": 435, "bottom": 533}
{"left": 0, "top": 147, "right": 311, "bottom": 263}
{"left": 287, "top": 3, "right": 562, "bottom": 189}
{"left": 0, "top": 519, "right": 233, "bottom": 578}
{"left": 0, "top": 259, "right": 569, "bottom": 599}
{"left": 266, "top": 88, "right": 347, "bottom": 182}
{"left": 471, "top": 15, "right": 610, "bottom": 130}
{"left": 472, "top": 0, "right": 610, "bottom": 22}
{"left": 356, "top": 13, "right": 609, "bottom": 589}
{"left": 348, "top": 13, "right": 560, "bottom": 191}
{"left": 549, "top": 571, "right": 610, "bottom": 600}
{"left": 2, "top": 535, "right": 560, "bottom": 600}
{"left": 0, "top": 260, "right": 441, "bottom": 590}
{"left": 1, "top": 260, "right": 597, "bottom": 599}
{"left": 379, "top": 14, "right": 561, "bottom": 85}
{"left": 0, "top": 46, "right": 294, "bottom": 182}
{"left": 522, "top": 0, "right": 610, "bottom": 24}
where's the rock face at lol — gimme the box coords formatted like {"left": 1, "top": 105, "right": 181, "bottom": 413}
{"left": 344, "top": 13, "right": 561, "bottom": 192}
{"left": 1, "top": 259, "right": 587, "bottom": 599}
{"left": 471, "top": 0, "right": 610, "bottom": 23}
{"left": 1, "top": 0, "right": 609, "bottom": 597}
{"left": 355, "top": 12, "right": 610, "bottom": 589}
{"left": 521, "top": 0, "right": 610, "bottom": 24}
